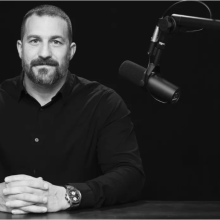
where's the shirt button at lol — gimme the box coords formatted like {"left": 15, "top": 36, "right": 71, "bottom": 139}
{"left": 35, "top": 138, "right": 39, "bottom": 142}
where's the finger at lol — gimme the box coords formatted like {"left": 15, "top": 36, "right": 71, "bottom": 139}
{"left": 13, "top": 205, "right": 47, "bottom": 213}
{"left": 11, "top": 209, "right": 29, "bottom": 215}
{"left": 7, "top": 180, "right": 48, "bottom": 190}
{"left": 5, "top": 175, "right": 43, "bottom": 183}
{"left": 5, "top": 175, "right": 35, "bottom": 183}
{"left": 6, "top": 193, "right": 47, "bottom": 204}
{"left": 3, "top": 186, "right": 45, "bottom": 196}
{"left": 6, "top": 200, "right": 35, "bottom": 208}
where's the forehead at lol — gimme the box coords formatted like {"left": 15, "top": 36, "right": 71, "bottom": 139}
{"left": 24, "top": 14, "right": 68, "bottom": 39}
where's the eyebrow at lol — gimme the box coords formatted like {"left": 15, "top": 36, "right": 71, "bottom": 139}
{"left": 26, "top": 35, "right": 66, "bottom": 41}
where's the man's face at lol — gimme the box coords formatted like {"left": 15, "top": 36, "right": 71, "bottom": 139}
{"left": 17, "top": 14, "right": 75, "bottom": 86}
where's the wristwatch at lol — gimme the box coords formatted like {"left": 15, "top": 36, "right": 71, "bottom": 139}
{"left": 64, "top": 185, "right": 82, "bottom": 209}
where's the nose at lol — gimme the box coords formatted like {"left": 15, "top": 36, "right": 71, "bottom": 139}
{"left": 38, "top": 43, "right": 52, "bottom": 59}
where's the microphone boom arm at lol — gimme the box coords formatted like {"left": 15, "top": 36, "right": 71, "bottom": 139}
{"left": 172, "top": 14, "right": 220, "bottom": 30}
{"left": 159, "top": 14, "right": 220, "bottom": 33}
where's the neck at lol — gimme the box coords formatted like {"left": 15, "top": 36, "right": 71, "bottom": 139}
{"left": 23, "top": 73, "right": 67, "bottom": 103}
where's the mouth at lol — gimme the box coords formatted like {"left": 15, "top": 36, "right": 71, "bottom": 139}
{"left": 35, "top": 65, "right": 54, "bottom": 67}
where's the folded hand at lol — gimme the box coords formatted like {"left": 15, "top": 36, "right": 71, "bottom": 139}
{"left": 2, "top": 174, "right": 68, "bottom": 214}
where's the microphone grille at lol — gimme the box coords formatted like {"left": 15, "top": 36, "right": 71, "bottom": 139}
{"left": 119, "top": 60, "right": 146, "bottom": 87}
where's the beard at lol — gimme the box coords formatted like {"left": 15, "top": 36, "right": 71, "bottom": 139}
{"left": 22, "top": 56, "right": 70, "bottom": 86}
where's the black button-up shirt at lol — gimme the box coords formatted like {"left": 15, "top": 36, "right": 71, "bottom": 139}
{"left": 0, "top": 70, "right": 146, "bottom": 208}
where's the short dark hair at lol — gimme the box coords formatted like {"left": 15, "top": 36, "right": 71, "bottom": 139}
{"left": 21, "top": 4, "right": 72, "bottom": 44}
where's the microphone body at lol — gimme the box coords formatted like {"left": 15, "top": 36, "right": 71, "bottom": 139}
{"left": 119, "top": 60, "right": 181, "bottom": 104}
{"left": 147, "top": 72, "right": 180, "bottom": 104}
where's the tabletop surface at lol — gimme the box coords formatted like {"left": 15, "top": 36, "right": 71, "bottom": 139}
{"left": 0, "top": 200, "right": 220, "bottom": 219}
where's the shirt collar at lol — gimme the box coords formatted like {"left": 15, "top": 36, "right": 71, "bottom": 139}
{"left": 16, "top": 70, "right": 76, "bottom": 104}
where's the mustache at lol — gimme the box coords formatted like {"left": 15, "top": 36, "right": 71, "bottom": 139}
{"left": 31, "top": 59, "right": 59, "bottom": 67}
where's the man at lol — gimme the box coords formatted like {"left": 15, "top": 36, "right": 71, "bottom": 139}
{"left": 0, "top": 4, "right": 145, "bottom": 214}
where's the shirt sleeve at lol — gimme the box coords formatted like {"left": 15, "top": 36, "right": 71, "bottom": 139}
{"left": 67, "top": 89, "right": 146, "bottom": 209}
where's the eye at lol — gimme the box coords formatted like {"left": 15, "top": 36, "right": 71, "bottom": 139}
{"left": 53, "top": 40, "right": 62, "bottom": 45}
{"left": 30, "top": 39, "right": 39, "bottom": 44}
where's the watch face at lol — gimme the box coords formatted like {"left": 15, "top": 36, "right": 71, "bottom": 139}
{"left": 69, "top": 188, "right": 81, "bottom": 204}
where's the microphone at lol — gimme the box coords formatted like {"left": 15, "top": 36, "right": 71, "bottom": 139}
{"left": 119, "top": 60, "right": 181, "bottom": 104}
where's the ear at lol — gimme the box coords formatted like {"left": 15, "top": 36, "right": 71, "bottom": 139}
{"left": 69, "top": 42, "right": 76, "bottom": 61}
{"left": 17, "top": 40, "right": 22, "bottom": 59}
